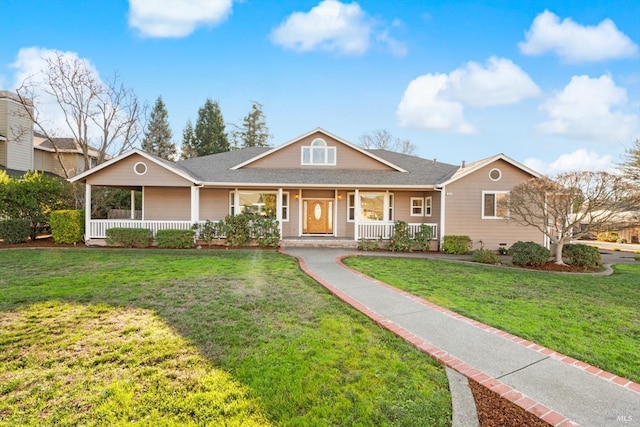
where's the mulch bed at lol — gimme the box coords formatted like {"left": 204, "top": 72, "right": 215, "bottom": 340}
{"left": 519, "top": 261, "right": 601, "bottom": 273}
{"left": 469, "top": 380, "right": 551, "bottom": 426}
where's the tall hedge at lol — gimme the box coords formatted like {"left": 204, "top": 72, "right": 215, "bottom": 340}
{"left": 50, "top": 210, "right": 85, "bottom": 244}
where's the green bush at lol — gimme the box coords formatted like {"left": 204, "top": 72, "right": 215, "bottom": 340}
{"left": 441, "top": 235, "right": 472, "bottom": 254}
{"left": 358, "top": 238, "right": 379, "bottom": 251}
{"left": 387, "top": 221, "right": 412, "bottom": 252}
{"left": 508, "top": 241, "right": 550, "bottom": 266}
{"left": 498, "top": 246, "right": 509, "bottom": 255}
{"left": 106, "top": 227, "right": 152, "bottom": 248}
{"left": 0, "top": 219, "right": 31, "bottom": 244}
{"left": 563, "top": 244, "right": 601, "bottom": 269}
{"left": 597, "top": 231, "right": 619, "bottom": 242}
{"left": 156, "top": 229, "right": 195, "bottom": 249}
{"left": 413, "top": 224, "right": 433, "bottom": 251}
{"left": 50, "top": 210, "right": 85, "bottom": 244}
{"left": 252, "top": 216, "right": 281, "bottom": 247}
{"left": 223, "top": 214, "right": 252, "bottom": 247}
{"left": 193, "top": 220, "right": 225, "bottom": 243}
{"left": 472, "top": 248, "right": 500, "bottom": 264}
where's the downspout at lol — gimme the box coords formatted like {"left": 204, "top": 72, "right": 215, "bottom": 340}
{"left": 436, "top": 186, "right": 445, "bottom": 251}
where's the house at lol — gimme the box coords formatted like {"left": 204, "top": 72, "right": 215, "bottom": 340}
{"left": 33, "top": 132, "right": 100, "bottom": 178}
{"left": 0, "top": 91, "right": 33, "bottom": 176}
{"left": 70, "top": 128, "right": 545, "bottom": 249}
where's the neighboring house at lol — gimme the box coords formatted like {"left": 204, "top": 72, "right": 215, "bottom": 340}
{"left": 33, "top": 132, "right": 100, "bottom": 178}
{"left": 70, "top": 128, "right": 544, "bottom": 248}
{"left": 0, "top": 91, "right": 33, "bottom": 176}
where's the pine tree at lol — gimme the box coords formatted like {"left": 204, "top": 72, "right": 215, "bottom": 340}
{"left": 180, "top": 120, "right": 197, "bottom": 160}
{"left": 141, "top": 96, "right": 175, "bottom": 160}
{"left": 232, "top": 102, "right": 272, "bottom": 148}
{"left": 193, "top": 98, "right": 229, "bottom": 156}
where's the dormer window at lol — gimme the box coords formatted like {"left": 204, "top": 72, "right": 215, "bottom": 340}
{"left": 301, "top": 138, "right": 336, "bottom": 165}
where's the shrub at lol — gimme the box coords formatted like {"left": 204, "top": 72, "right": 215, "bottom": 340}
{"left": 223, "top": 214, "right": 252, "bottom": 247}
{"left": 50, "top": 210, "right": 85, "bottom": 244}
{"left": 358, "top": 238, "right": 379, "bottom": 251}
{"left": 413, "top": 224, "right": 433, "bottom": 251}
{"left": 508, "top": 241, "right": 550, "bottom": 266}
{"left": 497, "top": 246, "right": 509, "bottom": 255}
{"left": 563, "top": 244, "right": 601, "bottom": 269}
{"left": 472, "top": 248, "right": 500, "bottom": 264}
{"left": 387, "top": 221, "right": 412, "bottom": 252}
{"left": 441, "top": 235, "right": 472, "bottom": 254}
{"left": 156, "top": 229, "right": 195, "bottom": 249}
{"left": 597, "top": 231, "right": 619, "bottom": 242}
{"left": 106, "top": 227, "right": 152, "bottom": 248}
{"left": 193, "top": 220, "right": 225, "bottom": 243}
{"left": 252, "top": 216, "right": 281, "bottom": 247}
{"left": 0, "top": 219, "right": 31, "bottom": 244}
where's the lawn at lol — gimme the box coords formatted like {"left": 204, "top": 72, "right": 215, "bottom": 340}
{"left": 0, "top": 249, "right": 451, "bottom": 426}
{"left": 343, "top": 256, "right": 640, "bottom": 383}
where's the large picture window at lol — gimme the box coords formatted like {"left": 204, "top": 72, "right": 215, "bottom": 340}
{"left": 301, "top": 138, "right": 336, "bottom": 165}
{"left": 229, "top": 191, "right": 288, "bottom": 220}
{"left": 356, "top": 192, "right": 394, "bottom": 222}
{"left": 482, "top": 191, "right": 509, "bottom": 219}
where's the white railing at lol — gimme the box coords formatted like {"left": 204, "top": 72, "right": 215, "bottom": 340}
{"left": 358, "top": 222, "right": 438, "bottom": 240}
{"left": 89, "top": 220, "right": 196, "bottom": 239}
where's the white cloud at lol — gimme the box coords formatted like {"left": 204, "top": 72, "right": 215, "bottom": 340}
{"left": 270, "top": 0, "right": 405, "bottom": 56}
{"left": 537, "top": 74, "right": 639, "bottom": 143}
{"left": 129, "top": 0, "right": 232, "bottom": 38}
{"left": 519, "top": 10, "right": 639, "bottom": 63}
{"left": 397, "top": 57, "right": 539, "bottom": 132}
{"left": 524, "top": 149, "right": 614, "bottom": 175}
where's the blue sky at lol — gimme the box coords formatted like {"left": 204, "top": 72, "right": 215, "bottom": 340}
{"left": 1, "top": 0, "right": 639, "bottom": 174}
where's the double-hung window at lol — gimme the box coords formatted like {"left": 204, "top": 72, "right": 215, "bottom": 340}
{"left": 411, "top": 196, "right": 432, "bottom": 216}
{"left": 482, "top": 191, "right": 509, "bottom": 219}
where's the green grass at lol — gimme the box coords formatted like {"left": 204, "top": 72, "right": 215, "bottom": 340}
{"left": 0, "top": 249, "right": 451, "bottom": 426}
{"left": 343, "top": 256, "right": 640, "bottom": 383}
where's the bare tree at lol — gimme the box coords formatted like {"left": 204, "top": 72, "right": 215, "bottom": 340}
{"left": 14, "top": 51, "right": 142, "bottom": 177}
{"left": 506, "top": 171, "right": 639, "bottom": 265}
{"left": 359, "top": 129, "right": 416, "bottom": 155}
{"left": 619, "top": 139, "right": 640, "bottom": 184}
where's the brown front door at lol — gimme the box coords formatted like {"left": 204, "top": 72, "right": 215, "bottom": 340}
{"left": 303, "top": 200, "right": 333, "bottom": 234}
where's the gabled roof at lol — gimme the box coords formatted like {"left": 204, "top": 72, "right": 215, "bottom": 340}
{"left": 438, "top": 153, "right": 542, "bottom": 186}
{"left": 230, "top": 127, "right": 408, "bottom": 172}
{"left": 69, "top": 148, "right": 200, "bottom": 184}
{"left": 33, "top": 131, "right": 101, "bottom": 157}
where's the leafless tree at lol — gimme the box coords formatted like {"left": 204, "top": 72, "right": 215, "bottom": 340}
{"left": 14, "top": 51, "right": 143, "bottom": 176}
{"left": 359, "top": 129, "right": 416, "bottom": 155}
{"left": 505, "top": 171, "right": 639, "bottom": 265}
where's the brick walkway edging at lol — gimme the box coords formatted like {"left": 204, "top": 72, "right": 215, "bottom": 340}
{"left": 282, "top": 250, "right": 639, "bottom": 427}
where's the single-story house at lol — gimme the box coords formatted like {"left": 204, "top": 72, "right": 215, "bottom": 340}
{"left": 70, "top": 128, "right": 545, "bottom": 249}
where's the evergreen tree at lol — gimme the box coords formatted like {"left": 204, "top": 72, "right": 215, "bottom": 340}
{"left": 193, "top": 98, "right": 229, "bottom": 156}
{"left": 620, "top": 139, "right": 640, "bottom": 184}
{"left": 180, "top": 120, "right": 197, "bottom": 160}
{"left": 141, "top": 96, "right": 175, "bottom": 160}
{"left": 232, "top": 102, "right": 272, "bottom": 148}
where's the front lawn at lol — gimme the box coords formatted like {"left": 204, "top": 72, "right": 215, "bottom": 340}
{"left": 0, "top": 249, "right": 451, "bottom": 426}
{"left": 343, "top": 256, "right": 640, "bottom": 383}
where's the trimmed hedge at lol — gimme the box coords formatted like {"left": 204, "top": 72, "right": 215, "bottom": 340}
{"left": 106, "top": 227, "right": 152, "bottom": 248}
{"left": 50, "top": 210, "right": 85, "bottom": 244}
{"left": 508, "top": 241, "right": 550, "bottom": 266}
{"left": 563, "top": 244, "right": 601, "bottom": 269}
{"left": 441, "top": 235, "right": 472, "bottom": 254}
{"left": 0, "top": 219, "right": 31, "bottom": 244}
{"left": 156, "top": 229, "right": 195, "bottom": 249}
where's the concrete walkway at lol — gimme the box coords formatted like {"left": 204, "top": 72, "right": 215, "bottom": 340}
{"left": 281, "top": 248, "right": 640, "bottom": 427}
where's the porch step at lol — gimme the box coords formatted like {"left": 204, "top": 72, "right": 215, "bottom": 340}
{"left": 280, "top": 238, "right": 358, "bottom": 249}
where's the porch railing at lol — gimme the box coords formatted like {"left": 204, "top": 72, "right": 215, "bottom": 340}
{"left": 358, "top": 222, "right": 438, "bottom": 240}
{"left": 89, "top": 220, "right": 196, "bottom": 239}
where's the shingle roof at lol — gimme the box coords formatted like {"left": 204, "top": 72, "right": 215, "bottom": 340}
{"left": 175, "top": 147, "right": 459, "bottom": 188}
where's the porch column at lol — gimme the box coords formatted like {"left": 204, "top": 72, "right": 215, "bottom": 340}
{"left": 190, "top": 186, "right": 200, "bottom": 223}
{"left": 277, "top": 188, "right": 283, "bottom": 238}
{"left": 85, "top": 184, "right": 91, "bottom": 242}
{"left": 354, "top": 189, "right": 360, "bottom": 241}
{"left": 130, "top": 190, "right": 135, "bottom": 219}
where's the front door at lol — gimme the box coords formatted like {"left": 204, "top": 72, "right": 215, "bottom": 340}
{"left": 303, "top": 199, "right": 333, "bottom": 234}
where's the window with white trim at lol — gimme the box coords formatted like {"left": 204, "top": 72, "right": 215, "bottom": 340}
{"left": 388, "top": 194, "right": 394, "bottom": 221}
{"left": 410, "top": 197, "right": 424, "bottom": 216}
{"left": 301, "top": 138, "right": 336, "bottom": 165}
{"left": 358, "top": 192, "right": 394, "bottom": 222}
{"left": 229, "top": 191, "right": 288, "bottom": 220}
{"left": 425, "top": 196, "right": 432, "bottom": 216}
{"left": 347, "top": 193, "right": 355, "bottom": 222}
{"left": 281, "top": 192, "right": 289, "bottom": 222}
{"left": 482, "top": 191, "right": 509, "bottom": 219}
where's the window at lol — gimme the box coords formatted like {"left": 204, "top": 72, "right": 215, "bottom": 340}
{"left": 358, "top": 192, "right": 394, "bottom": 222}
{"left": 489, "top": 168, "right": 502, "bottom": 181}
{"left": 388, "top": 194, "right": 394, "bottom": 221}
{"left": 411, "top": 197, "right": 424, "bottom": 216}
{"left": 301, "top": 138, "right": 336, "bottom": 165}
{"left": 229, "top": 191, "right": 287, "bottom": 219}
{"left": 425, "top": 196, "right": 432, "bottom": 216}
{"left": 133, "top": 162, "right": 147, "bottom": 175}
{"left": 347, "top": 193, "right": 355, "bottom": 222}
{"left": 482, "top": 191, "right": 509, "bottom": 218}
{"left": 281, "top": 193, "right": 289, "bottom": 221}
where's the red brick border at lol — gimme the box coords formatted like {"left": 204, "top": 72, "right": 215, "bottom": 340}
{"left": 282, "top": 250, "right": 640, "bottom": 427}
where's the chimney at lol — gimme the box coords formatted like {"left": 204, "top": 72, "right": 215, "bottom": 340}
{"left": 433, "top": 158, "right": 437, "bottom": 164}
{"left": 461, "top": 160, "right": 466, "bottom": 168}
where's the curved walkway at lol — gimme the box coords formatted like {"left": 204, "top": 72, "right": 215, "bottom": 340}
{"left": 281, "top": 247, "right": 640, "bottom": 427}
